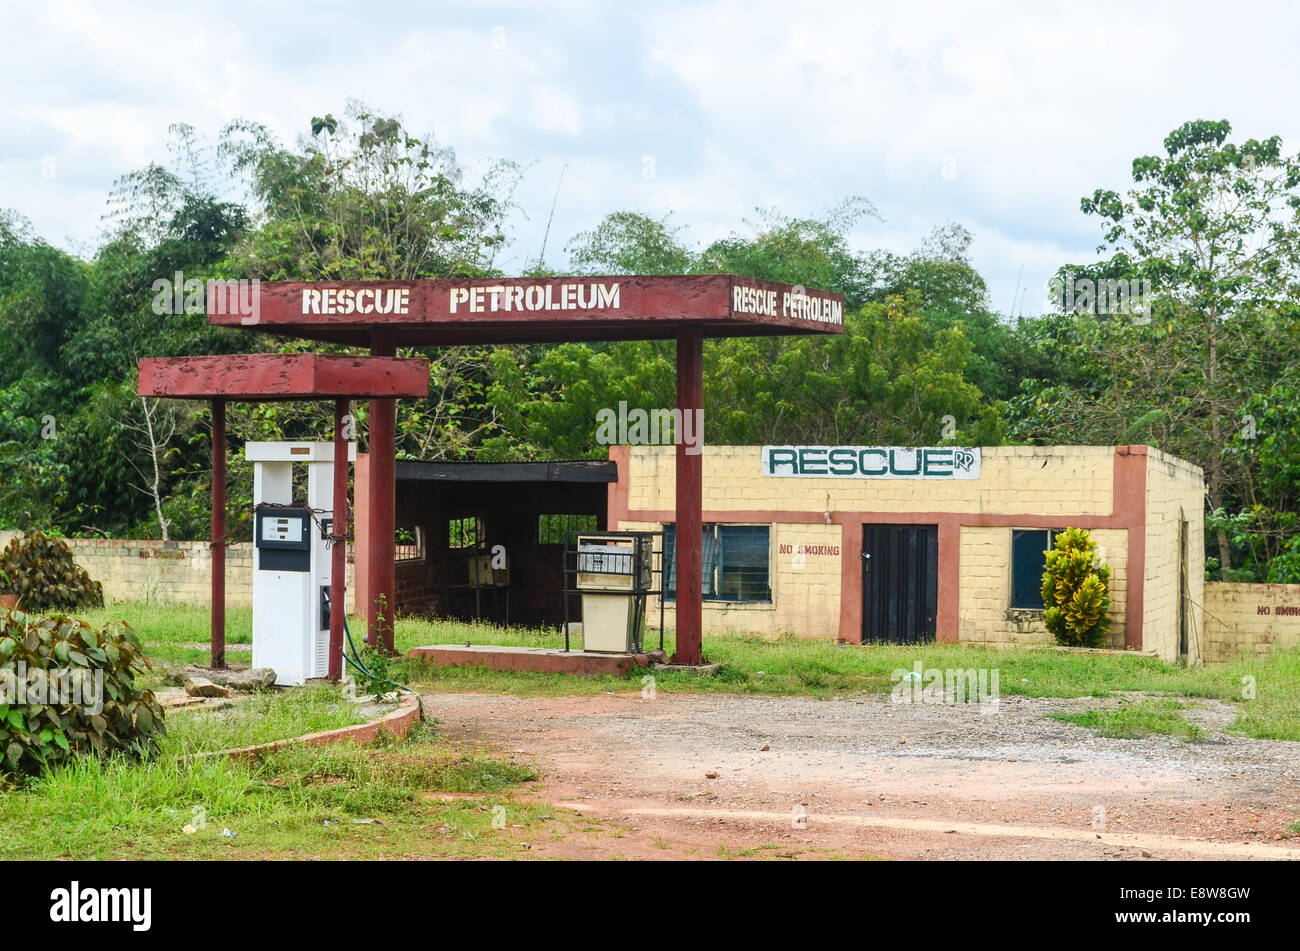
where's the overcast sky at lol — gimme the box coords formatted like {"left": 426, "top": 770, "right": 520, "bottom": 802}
{"left": 4, "top": 0, "right": 1298, "bottom": 316}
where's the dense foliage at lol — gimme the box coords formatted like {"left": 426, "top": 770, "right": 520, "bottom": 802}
{"left": 1041, "top": 528, "right": 1113, "bottom": 648}
{"left": 0, "top": 532, "right": 103, "bottom": 612}
{"left": 0, "top": 612, "right": 164, "bottom": 775}
{"left": 2, "top": 107, "right": 1298, "bottom": 581}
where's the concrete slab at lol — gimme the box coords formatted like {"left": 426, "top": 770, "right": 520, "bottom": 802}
{"left": 651, "top": 663, "right": 722, "bottom": 676}
{"left": 409, "top": 644, "right": 652, "bottom": 676}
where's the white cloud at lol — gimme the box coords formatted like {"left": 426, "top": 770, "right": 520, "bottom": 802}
{"left": 2, "top": 0, "right": 1297, "bottom": 314}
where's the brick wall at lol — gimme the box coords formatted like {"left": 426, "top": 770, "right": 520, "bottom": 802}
{"left": 395, "top": 558, "right": 438, "bottom": 615}
{"left": 958, "top": 526, "right": 1129, "bottom": 649}
{"left": 1203, "top": 582, "right": 1300, "bottom": 662}
{"left": 618, "top": 446, "right": 1126, "bottom": 643}
{"left": 612, "top": 445, "right": 1202, "bottom": 657}
{"left": 626, "top": 445, "right": 1118, "bottom": 516}
{"left": 1, "top": 534, "right": 355, "bottom": 610}
{"left": 621, "top": 519, "right": 843, "bottom": 636}
{"left": 1142, "top": 449, "right": 1206, "bottom": 663}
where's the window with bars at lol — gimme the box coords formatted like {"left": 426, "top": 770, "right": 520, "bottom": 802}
{"left": 448, "top": 516, "right": 484, "bottom": 550}
{"left": 538, "top": 513, "right": 598, "bottom": 545}
{"left": 395, "top": 526, "right": 424, "bottom": 562}
{"left": 663, "top": 523, "right": 771, "bottom": 603}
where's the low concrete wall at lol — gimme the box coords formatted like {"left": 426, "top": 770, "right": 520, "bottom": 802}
{"left": 73, "top": 538, "right": 255, "bottom": 607}
{"left": 220, "top": 691, "right": 422, "bottom": 763}
{"left": 0, "top": 533, "right": 354, "bottom": 611}
{"left": 409, "top": 644, "right": 653, "bottom": 676}
{"left": 1203, "top": 581, "right": 1300, "bottom": 663}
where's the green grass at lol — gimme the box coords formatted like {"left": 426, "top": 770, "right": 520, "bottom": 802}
{"left": 166, "top": 682, "right": 370, "bottom": 752}
{"left": 1224, "top": 646, "right": 1300, "bottom": 741}
{"left": 75, "top": 601, "right": 1300, "bottom": 741}
{"left": 396, "top": 614, "right": 587, "bottom": 653}
{"left": 78, "top": 602, "right": 257, "bottom": 669}
{"left": 1048, "top": 699, "right": 1205, "bottom": 741}
{"left": 0, "top": 721, "right": 552, "bottom": 859}
{"left": 0, "top": 637, "right": 558, "bottom": 859}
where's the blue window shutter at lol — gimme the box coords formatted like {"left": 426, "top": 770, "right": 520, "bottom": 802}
{"left": 716, "top": 525, "right": 771, "bottom": 602}
{"left": 1011, "top": 530, "right": 1051, "bottom": 609}
{"left": 663, "top": 524, "right": 676, "bottom": 597}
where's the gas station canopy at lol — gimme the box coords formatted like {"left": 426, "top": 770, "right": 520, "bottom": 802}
{"left": 206, "top": 274, "right": 846, "bottom": 346}
{"left": 139, "top": 273, "right": 845, "bottom": 672}
{"left": 137, "top": 354, "right": 430, "bottom": 400}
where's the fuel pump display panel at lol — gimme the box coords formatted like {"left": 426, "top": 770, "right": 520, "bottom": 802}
{"left": 261, "top": 515, "right": 304, "bottom": 544}
{"left": 255, "top": 507, "right": 313, "bottom": 572}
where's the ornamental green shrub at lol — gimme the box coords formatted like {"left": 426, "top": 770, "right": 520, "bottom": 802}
{"left": 1041, "top": 527, "right": 1112, "bottom": 647}
{"left": 0, "top": 611, "right": 164, "bottom": 775}
{"left": 0, "top": 532, "right": 103, "bottom": 613}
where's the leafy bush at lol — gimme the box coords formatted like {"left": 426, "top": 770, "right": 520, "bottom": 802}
{"left": 1041, "top": 527, "right": 1112, "bottom": 647}
{"left": 0, "top": 532, "right": 103, "bottom": 612}
{"left": 0, "top": 611, "right": 164, "bottom": 775}
{"left": 355, "top": 643, "right": 409, "bottom": 701}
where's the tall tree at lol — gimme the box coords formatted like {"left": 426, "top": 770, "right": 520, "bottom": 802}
{"left": 1081, "top": 120, "right": 1300, "bottom": 570}
{"left": 1013, "top": 120, "right": 1300, "bottom": 574}
{"left": 490, "top": 206, "right": 1006, "bottom": 457}
{"left": 220, "top": 103, "right": 527, "bottom": 462}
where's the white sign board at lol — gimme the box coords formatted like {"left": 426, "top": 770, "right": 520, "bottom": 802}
{"left": 260, "top": 515, "right": 305, "bottom": 543}
{"left": 762, "top": 446, "right": 981, "bottom": 479}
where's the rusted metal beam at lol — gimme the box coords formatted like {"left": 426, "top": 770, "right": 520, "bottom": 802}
{"left": 673, "top": 326, "right": 704, "bottom": 666}
{"left": 137, "top": 354, "right": 430, "bottom": 400}
{"left": 211, "top": 398, "right": 227, "bottom": 670}
{"left": 329, "top": 398, "right": 350, "bottom": 681}
{"left": 367, "top": 331, "right": 398, "bottom": 652}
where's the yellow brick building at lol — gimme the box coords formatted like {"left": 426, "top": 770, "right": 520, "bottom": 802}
{"left": 607, "top": 444, "right": 1204, "bottom": 662}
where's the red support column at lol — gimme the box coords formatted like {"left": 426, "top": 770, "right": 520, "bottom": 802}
{"left": 367, "top": 332, "right": 397, "bottom": 651}
{"left": 673, "top": 325, "right": 704, "bottom": 665}
{"left": 329, "top": 398, "right": 350, "bottom": 681}
{"left": 211, "top": 398, "right": 226, "bottom": 669}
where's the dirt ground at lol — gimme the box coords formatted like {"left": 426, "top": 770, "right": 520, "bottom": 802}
{"left": 428, "top": 689, "right": 1300, "bottom": 860}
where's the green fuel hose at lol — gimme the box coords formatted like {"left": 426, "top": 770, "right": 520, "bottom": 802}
{"left": 341, "top": 614, "right": 416, "bottom": 695}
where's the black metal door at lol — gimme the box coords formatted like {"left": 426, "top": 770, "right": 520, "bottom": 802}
{"left": 862, "top": 524, "right": 938, "bottom": 643}
{"left": 1178, "top": 517, "right": 1189, "bottom": 656}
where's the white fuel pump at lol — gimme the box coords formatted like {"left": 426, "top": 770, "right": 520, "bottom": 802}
{"left": 247, "top": 441, "right": 355, "bottom": 686}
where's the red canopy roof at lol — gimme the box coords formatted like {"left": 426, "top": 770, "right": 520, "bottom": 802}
{"left": 205, "top": 274, "right": 846, "bottom": 346}
{"left": 137, "top": 354, "right": 430, "bottom": 400}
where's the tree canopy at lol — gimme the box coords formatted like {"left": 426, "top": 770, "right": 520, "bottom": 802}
{"left": 3, "top": 111, "right": 1298, "bottom": 581}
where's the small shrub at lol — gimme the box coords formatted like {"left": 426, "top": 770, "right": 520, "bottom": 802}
{"left": 0, "top": 532, "right": 104, "bottom": 613}
{"left": 0, "top": 611, "right": 164, "bottom": 775}
{"left": 355, "top": 643, "right": 409, "bottom": 701}
{"left": 1041, "top": 527, "right": 1112, "bottom": 647}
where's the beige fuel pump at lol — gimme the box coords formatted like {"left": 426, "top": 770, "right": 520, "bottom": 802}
{"left": 563, "top": 532, "right": 661, "bottom": 653}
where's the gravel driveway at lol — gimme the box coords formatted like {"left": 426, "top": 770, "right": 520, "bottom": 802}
{"left": 429, "top": 690, "right": 1300, "bottom": 860}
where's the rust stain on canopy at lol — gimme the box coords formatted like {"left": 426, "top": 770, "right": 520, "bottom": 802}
{"left": 137, "top": 354, "right": 430, "bottom": 400}
{"left": 205, "top": 274, "right": 847, "bottom": 346}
